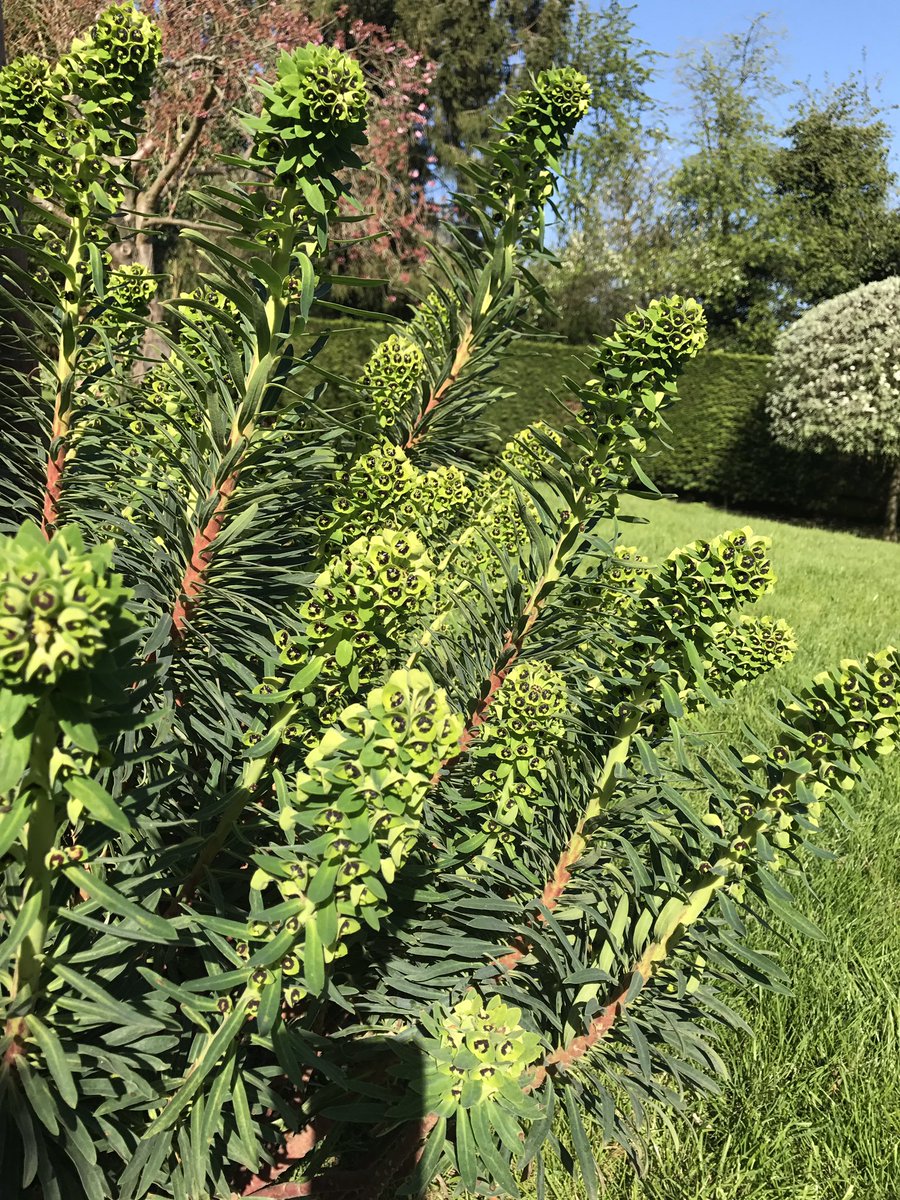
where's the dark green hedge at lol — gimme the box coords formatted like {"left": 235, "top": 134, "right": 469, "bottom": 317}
{"left": 648, "top": 351, "right": 889, "bottom": 530}
{"left": 301, "top": 322, "right": 890, "bottom": 530}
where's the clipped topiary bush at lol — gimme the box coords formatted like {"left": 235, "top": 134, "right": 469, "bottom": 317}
{"left": 768, "top": 276, "right": 900, "bottom": 538}
{"left": 0, "top": 9, "right": 898, "bottom": 1199}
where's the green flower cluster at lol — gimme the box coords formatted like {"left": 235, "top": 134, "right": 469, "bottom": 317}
{"left": 470, "top": 661, "right": 569, "bottom": 856}
{"left": 575, "top": 297, "right": 708, "bottom": 499}
{"left": 498, "top": 420, "right": 563, "bottom": 482}
{"left": 299, "top": 528, "right": 434, "bottom": 663}
{"left": 596, "top": 295, "right": 708, "bottom": 374}
{"left": 487, "top": 67, "right": 592, "bottom": 221}
{"left": 712, "top": 648, "right": 900, "bottom": 889}
{"left": 0, "top": 5, "right": 161, "bottom": 212}
{"left": 242, "top": 670, "right": 462, "bottom": 1005}
{"left": 787, "top": 651, "right": 900, "bottom": 764}
{"left": 0, "top": 55, "right": 63, "bottom": 185}
{"left": 583, "top": 532, "right": 780, "bottom": 738}
{"left": 71, "top": 264, "right": 160, "bottom": 449}
{"left": 0, "top": 524, "right": 131, "bottom": 688}
{"left": 72, "top": 262, "right": 158, "bottom": 385}
{"left": 648, "top": 528, "right": 776, "bottom": 630}
{"left": 602, "top": 545, "right": 650, "bottom": 614}
{"left": 61, "top": 3, "right": 161, "bottom": 130}
{"left": 267, "top": 529, "right": 437, "bottom": 751}
{"left": 109, "top": 287, "right": 244, "bottom": 520}
{"left": 707, "top": 615, "right": 796, "bottom": 690}
{"left": 359, "top": 334, "right": 425, "bottom": 428}
{"left": 456, "top": 424, "right": 563, "bottom": 590}
{"left": 662, "top": 614, "right": 796, "bottom": 723}
{"left": 424, "top": 992, "right": 544, "bottom": 1113}
{"left": 176, "top": 286, "right": 242, "bottom": 350}
{"left": 320, "top": 440, "right": 472, "bottom": 549}
{"left": 107, "top": 262, "right": 157, "bottom": 312}
{"left": 247, "top": 45, "right": 368, "bottom": 178}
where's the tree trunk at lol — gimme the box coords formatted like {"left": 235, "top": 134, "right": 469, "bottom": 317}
{"left": 885, "top": 460, "right": 900, "bottom": 541}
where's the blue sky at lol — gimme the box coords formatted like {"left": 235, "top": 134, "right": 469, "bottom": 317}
{"left": 614, "top": 0, "right": 900, "bottom": 166}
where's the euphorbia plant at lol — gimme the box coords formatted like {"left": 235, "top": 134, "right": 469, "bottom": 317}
{"left": 0, "top": 9, "right": 897, "bottom": 1200}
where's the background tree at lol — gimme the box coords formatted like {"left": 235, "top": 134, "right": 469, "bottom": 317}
{"left": 767, "top": 276, "right": 900, "bottom": 538}
{"left": 773, "top": 75, "right": 900, "bottom": 309}
{"left": 536, "top": 0, "right": 667, "bottom": 341}
{"left": 661, "top": 13, "right": 789, "bottom": 351}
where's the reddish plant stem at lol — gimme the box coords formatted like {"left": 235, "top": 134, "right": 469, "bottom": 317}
{"left": 403, "top": 323, "right": 474, "bottom": 450}
{"left": 436, "top": 599, "right": 545, "bottom": 783}
{"left": 440, "top": 631, "right": 521, "bottom": 776}
{"left": 495, "top": 846, "right": 580, "bottom": 975}
{"left": 40, "top": 441, "right": 66, "bottom": 537}
{"left": 171, "top": 471, "right": 238, "bottom": 637}
{"left": 2, "top": 1017, "right": 27, "bottom": 1069}
{"left": 529, "top": 976, "right": 635, "bottom": 1092}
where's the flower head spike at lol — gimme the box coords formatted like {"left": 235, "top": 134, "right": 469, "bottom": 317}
{"left": 0, "top": 523, "right": 133, "bottom": 688}
{"left": 249, "top": 44, "right": 369, "bottom": 178}
{"left": 61, "top": 3, "right": 161, "bottom": 123}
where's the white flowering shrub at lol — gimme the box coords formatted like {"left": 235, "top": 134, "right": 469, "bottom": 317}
{"left": 767, "top": 276, "right": 900, "bottom": 534}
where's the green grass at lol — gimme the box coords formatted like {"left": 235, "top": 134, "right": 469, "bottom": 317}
{"left": 529, "top": 497, "right": 900, "bottom": 1200}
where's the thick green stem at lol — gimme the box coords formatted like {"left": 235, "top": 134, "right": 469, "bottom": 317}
{"left": 41, "top": 212, "right": 90, "bottom": 536}
{"left": 230, "top": 188, "right": 298, "bottom": 447}
{"left": 172, "top": 190, "right": 301, "bottom": 638}
{"left": 11, "top": 706, "right": 57, "bottom": 1006}
{"left": 495, "top": 690, "right": 648, "bottom": 974}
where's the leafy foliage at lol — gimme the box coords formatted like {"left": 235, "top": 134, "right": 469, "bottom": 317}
{"left": 0, "top": 10, "right": 897, "bottom": 1200}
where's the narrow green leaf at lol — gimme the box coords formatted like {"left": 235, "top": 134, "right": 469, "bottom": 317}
{"left": 455, "top": 1105, "right": 479, "bottom": 1192}
{"left": 0, "top": 790, "right": 30, "bottom": 859}
{"left": 303, "top": 918, "right": 325, "bottom": 995}
{"left": 232, "top": 1073, "right": 258, "bottom": 1170}
{"left": 0, "top": 724, "right": 31, "bottom": 791}
{"left": 562, "top": 1087, "right": 599, "bottom": 1200}
{"left": 147, "top": 1001, "right": 247, "bottom": 1134}
{"left": 0, "top": 687, "right": 31, "bottom": 733}
{"left": 406, "top": 1115, "right": 446, "bottom": 1194}
{"left": 51, "top": 963, "right": 161, "bottom": 1030}
{"left": 17, "top": 1063, "right": 60, "bottom": 1135}
{"left": 0, "top": 891, "right": 43, "bottom": 963}
{"left": 63, "top": 867, "right": 178, "bottom": 942}
{"left": 469, "top": 1102, "right": 520, "bottom": 1196}
{"left": 64, "top": 776, "right": 130, "bottom": 834}
{"left": 256, "top": 968, "right": 282, "bottom": 1037}
{"left": 28, "top": 1016, "right": 78, "bottom": 1109}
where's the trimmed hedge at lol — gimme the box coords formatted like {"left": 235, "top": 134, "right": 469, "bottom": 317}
{"left": 649, "top": 351, "right": 890, "bottom": 529}
{"left": 302, "top": 322, "right": 890, "bottom": 529}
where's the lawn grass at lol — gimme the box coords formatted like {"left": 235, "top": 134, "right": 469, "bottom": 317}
{"left": 526, "top": 496, "right": 900, "bottom": 1200}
